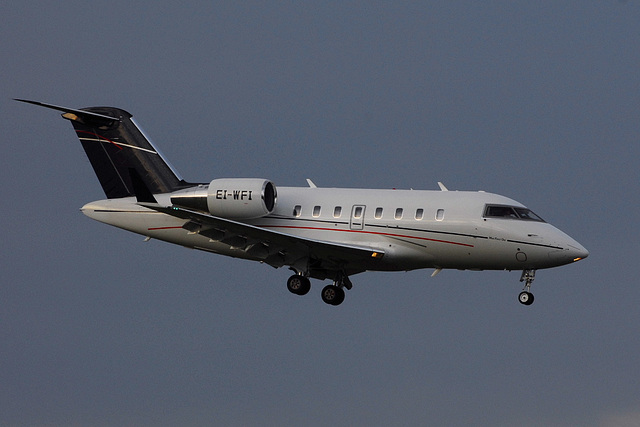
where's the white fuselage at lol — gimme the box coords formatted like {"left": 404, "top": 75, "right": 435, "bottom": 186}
{"left": 81, "top": 186, "right": 588, "bottom": 273}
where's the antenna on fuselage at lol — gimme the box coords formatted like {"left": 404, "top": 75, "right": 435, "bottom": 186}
{"left": 437, "top": 182, "right": 449, "bottom": 191}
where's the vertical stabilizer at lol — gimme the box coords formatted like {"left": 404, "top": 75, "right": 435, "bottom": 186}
{"left": 16, "top": 99, "right": 193, "bottom": 198}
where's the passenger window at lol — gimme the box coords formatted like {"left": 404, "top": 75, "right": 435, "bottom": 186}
{"left": 293, "top": 205, "right": 301, "bottom": 217}
{"left": 333, "top": 206, "right": 342, "bottom": 218}
{"left": 395, "top": 208, "right": 403, "bottom": 220}
{"left": 415, "top": 208, "right": 424, "bottom": 220}
{"left": 354, "top": 206, "right": 363, "bottom": 219}
{"left": 375, "top": 207, "right": 383, "bottom": 219}
{"left": 313, "top": 206, "right": 321, "bottom": 217}
{"left": 436, "top": 209, "right": 444, "bottom": 221}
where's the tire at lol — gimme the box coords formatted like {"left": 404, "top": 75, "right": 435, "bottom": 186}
{"left": 333, "top": 287, "right": 345, "bottom": 305}
{"left": 321, "top": 285, "right": 345, "bottom": 306}
{"left": 518, "top": 291, "right": 534, "bottom": 305}
{"left": 287, "top": 275, "right": 311, "bottom": 295}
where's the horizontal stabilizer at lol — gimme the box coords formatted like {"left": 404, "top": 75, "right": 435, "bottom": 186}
{"left": 14, "top": 99, "right": 119, "bottom": 126}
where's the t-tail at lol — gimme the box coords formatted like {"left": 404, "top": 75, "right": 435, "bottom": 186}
{"left": 15, "top": 99, "right": 195, "bottom": 199}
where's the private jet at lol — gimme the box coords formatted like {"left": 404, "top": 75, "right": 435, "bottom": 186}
{"left": 16, "top": 99, "right": 589, "bottom": 306}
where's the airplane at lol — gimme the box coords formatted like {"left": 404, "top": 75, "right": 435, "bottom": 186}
{"left": 16, "top": 99, "right": 589, "bottom": 306}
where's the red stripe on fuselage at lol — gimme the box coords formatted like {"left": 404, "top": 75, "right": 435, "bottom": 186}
{"left": 259, "top": 225, "right": 474, "bottom": 248}
{"left": 145, "top": 222, "right": 473, "bottom": 247}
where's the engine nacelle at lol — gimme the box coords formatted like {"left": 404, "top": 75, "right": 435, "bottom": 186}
{"left": 171, "top": 178, "right": 277, "bottom": 219}
{"left": 208, "top": 178, "right": 277, "bottom": 219}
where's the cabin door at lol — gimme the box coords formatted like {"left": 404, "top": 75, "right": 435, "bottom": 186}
{"left": 350, "top": 205, "right": 366, "bottom": 230}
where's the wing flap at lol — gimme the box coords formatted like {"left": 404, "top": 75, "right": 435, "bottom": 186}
{"left": 141, "top": 203, "right": 384, "bottom": 273}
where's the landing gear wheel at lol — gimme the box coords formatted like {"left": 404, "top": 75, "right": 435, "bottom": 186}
{"left": 518, "top": 269, "right": 536, "bottom": 306}
{"left": 321, "top": 285, "right": 345, "bottom": 306}
{"left": 287, "top": 275, "right": 311, "bottom": 296}
{"left": 518, "top": 291, "right": 534, "bottom": 306}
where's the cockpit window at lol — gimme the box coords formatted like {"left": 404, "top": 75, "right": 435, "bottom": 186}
{"left": 484, "top": 205, "right": 545, "bottom": 222}
{"left": 513, "top": 207, "right": 544, "bottom": 222}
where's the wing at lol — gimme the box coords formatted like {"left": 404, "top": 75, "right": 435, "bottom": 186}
{"left": 142, "top": 204, "right": 385, "bottom": 279}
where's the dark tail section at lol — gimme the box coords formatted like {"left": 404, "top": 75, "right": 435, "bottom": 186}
{"left": 16, "top": 99, "right": 194, "bottom": 199}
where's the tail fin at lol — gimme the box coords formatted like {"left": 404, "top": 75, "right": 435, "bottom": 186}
{"left": 16, "top": 99, "right": 194, "bottom": 199}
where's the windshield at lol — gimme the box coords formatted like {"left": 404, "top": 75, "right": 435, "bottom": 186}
{"left": 484, "top": 205, "right": 545, "bottom": 222}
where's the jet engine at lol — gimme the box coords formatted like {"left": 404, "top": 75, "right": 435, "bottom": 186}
{"left": 171, "top": 178, "right": 277, "bottom": 219}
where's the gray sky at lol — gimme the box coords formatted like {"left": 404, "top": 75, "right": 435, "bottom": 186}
{"left": 1, "top": 1, "right": 638, "bottom": 426}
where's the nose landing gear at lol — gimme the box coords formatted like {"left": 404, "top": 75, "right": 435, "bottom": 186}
{"left": 518, "top": 269, "right": 535, "bottom": 306}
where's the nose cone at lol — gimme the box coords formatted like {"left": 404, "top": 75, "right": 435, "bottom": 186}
{"left": 548, "top": 233, "right": 589, "bottom": 266}
{"left": 567, "top": 240, "right": 589, "bottom": 262}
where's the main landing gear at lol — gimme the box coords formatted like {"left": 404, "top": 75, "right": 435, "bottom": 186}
{"left": 286, "top": 272, "right": 351, "bottom": 306}
{"left": 518, "top": 269, "right": 535, "bottom": 306}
